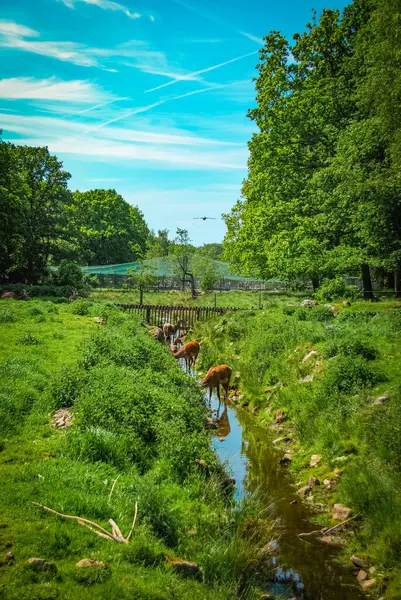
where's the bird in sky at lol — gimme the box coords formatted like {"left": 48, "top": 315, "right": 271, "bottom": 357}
{"left": 193, "top": 216, "right": 216, "bottom": 221}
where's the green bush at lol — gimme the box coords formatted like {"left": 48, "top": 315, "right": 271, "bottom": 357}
{"left": 0, "top": 309, "right": 16, "bottom": 323}
{"left": 324, "top": 337, "right": 378, "bottom": 360}
{"left": 321, "top": 356, "right": 385, "bottom": 394}
{"left": 70, "top": 299, "right": 92, "bottom": 315}
{"left": 18, "top": 332, "right": 42, "bottom": 346}
{"left": 49, "top": 365, "right": 87, "bottom": 409}
{"left": 315, "top": 276, "right": 359, "bottom": 302}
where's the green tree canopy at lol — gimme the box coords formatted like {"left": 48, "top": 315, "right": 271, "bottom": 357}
{"left": 70, "top": 189, "right": 149, "bottom": 265}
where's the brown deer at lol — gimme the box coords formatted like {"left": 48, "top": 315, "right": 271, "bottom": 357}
{"left": 201, "top": 365, "right": 232, "bottom": 413}
{"left": 174, "top": 341, "right": 200, "bottom": 371}
{"left": 1, "top": 289, "right": 29, "bottom": 300}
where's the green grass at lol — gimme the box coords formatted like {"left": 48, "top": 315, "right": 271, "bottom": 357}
{"left": 0, "top": 299, "right": 275, "bottom": 600}
{"left": 194, "top": 298, "right": 401, "bottom": 597}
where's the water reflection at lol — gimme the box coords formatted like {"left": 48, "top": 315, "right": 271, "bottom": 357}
{"left": 207, "top": 392, "right": 363, "bottom": 600}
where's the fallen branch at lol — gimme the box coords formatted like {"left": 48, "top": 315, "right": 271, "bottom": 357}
{"left": 32, "top": 502, "right": 138, "bottom": 544}
{"left": 323, "top": 513, "right": 360, "bottom": 536}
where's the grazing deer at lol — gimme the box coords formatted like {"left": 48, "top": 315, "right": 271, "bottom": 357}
{"left": 201, "top": 365, "right": 232, "bottom": 414}
{"left": 174, "top": 341, "right": 200, "bottom": 371}
{"left": 163, "top": 322, "right": 178, "bottom": 343}
{"left": 149, "top": 326, "right": 164, "bottom": 343}
{"left": 1, "top": 289, "right": 29, "bottom": 300}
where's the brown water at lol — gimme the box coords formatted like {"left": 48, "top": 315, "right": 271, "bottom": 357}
{"left": 208, "top": 393, "right": 363, "bottom": 600}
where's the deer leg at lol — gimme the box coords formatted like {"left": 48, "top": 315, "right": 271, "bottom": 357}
{"left": 217, "top": 385, "right": 221, "bottom": 417}
{"left": 209, "top": 387, "right": 212, "bottom": 408}
{"left": 223, "top": 382, "right": 229, "bottom": 400}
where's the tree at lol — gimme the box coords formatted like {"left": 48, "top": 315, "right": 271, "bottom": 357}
{"left": 126, "top": 263, "right": 156, "bottom": 304}
{"left": 223, "top": 2, "right": 384, "bottom": 297}
{"left": 170, "top": 229, "right": 196, "bottom": 298}
{"left": 196, "top": 243, "right": 224, "bottom": 261}
{"left": 146, "top": 229, "right": 171, "bottom": 258}
{"left": 7, "top": 145, "right": 72, "bottom": 283}
{"left": 69, "top": 189, "right": 149, "bottom": 265}
{"left": 192, "top": 254, "right": 222, "bottom": 292}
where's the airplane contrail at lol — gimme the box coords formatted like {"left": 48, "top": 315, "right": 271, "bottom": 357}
{"left": 145, "top": 50, "right": 258, "bottom": 93}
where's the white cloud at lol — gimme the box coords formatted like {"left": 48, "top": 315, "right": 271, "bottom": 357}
{"left": 0, "top": 112, "right": 247, "bottom": 170}
{"left": 0, "top": 20, "right": 189, "bottom": 77}
{"left": 0, "top": 77, "right": 114, "bottom": 103}
{"left": 58, "top": 0, "right": 141, "bottom": 19}
{"left": 0, "top": 21, "right": 38, "bottom": 38}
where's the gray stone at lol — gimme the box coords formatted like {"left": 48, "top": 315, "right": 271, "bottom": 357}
{"left": 310, "top": 454, "right": 321, "bottom": 467}
{"left": 280, "top": 453, "right": 292, "bottom": 465}
{"left": 373, "top": 395, "right": 389, "bottom": 406}
{"left": 332, "top": 504, "right": 352, "bottom": 521}
{"left": 351, "top": 555, "right": 368, "bottom": 569}
{"left": 301, "top": 299, "right": 317, "bottom": 308}
{"left": 300, "top": 375, "right": 314, "bottom": 384}
{"left": 167, "top": 558, "right": 202, "bottom": 581}
{"left": 76, "top": 559, "right": 106, "bottom": 568}
{"left": 26, "top": 558, "right": 57, "bottom": 572}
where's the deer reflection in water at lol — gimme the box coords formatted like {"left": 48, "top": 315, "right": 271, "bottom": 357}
{"left": 216, "top": 404, "right": 231, "bottom": 441}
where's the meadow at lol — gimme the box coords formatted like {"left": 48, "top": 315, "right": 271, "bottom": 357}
{"left": 0, "top": 299, "right": 274, "bottom": 600}
{"left": 194, "top": 298, "right": 401, "bottom": 598}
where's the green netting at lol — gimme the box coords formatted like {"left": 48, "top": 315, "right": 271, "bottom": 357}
{"left": 81, "top": 258, "right": 272, "bottom": 282}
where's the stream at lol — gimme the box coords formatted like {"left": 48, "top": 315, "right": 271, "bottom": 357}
{"left": 207, "top": 392, "right": 363, "bottom": 600}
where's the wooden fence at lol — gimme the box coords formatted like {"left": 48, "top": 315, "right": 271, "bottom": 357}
{"left": 118, "top": 304, "right": 236, "bottom": 328}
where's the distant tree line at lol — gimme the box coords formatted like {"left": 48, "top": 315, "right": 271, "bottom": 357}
{"left": 223, "top": 0, "right": 401, "bottom": 298}
{"left": 0, "top": 136, "right": 149, "bottom": 284}
{"left": 0, "top": 135, "right": 225, "bottom": 286}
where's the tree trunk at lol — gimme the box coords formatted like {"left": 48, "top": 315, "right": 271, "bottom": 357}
{"left": 187, "top": 273, "right": 196, "bottom": 299}
{"left": 386, "top": 272, "right": 395, "bottom": 289}
{"left": 311, "top": 276, "right": 320, "bottom": 292}
{"left": 395, "top": 266, "right": 401, "bottom": 299}
{"left": 361, "top": 264, "right": 375, "bottom": 300}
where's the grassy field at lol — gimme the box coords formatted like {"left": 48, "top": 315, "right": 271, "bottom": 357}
{"left": 194, "top": 299, "right": 401, "bottom": 598}
{"left": 0, "top": 299, "right": 274, "bottom": 600}
{"left": 90, "top": 288, "right": 299, "bottom": 309}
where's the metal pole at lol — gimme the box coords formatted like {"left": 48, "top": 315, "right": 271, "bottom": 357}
{"left": 214, "top": 293, "right": 217, "bottom": 308}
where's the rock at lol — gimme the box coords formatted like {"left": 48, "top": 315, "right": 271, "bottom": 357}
{"left": 308, "top": 477, "right": 320, "bottom": 487}
{"left": 26, "top": 558, "right": 57, "bottom": 572}
{"left": 343, "top": 300, "right": 351, "bottom": 307}
{"left": 314, "top": 503, "right": 325, "bottom": 511}
{"left": 298, "top": 530, "right": 323, "bottom": 541}
{"left": 167, "top": 558, "right": 202, "bottom": 581}
{"left": 323, "top": 478, "right": 332, "bottom": 489}
{"left": 76, "top": 559, "right": 106, "bottom": 568}
{"left": 302, "top": 350, "right": 318, "bottom": 363}
{"left": 53, "top": 408, "right": 73, "bottom": 429}
{"left": 333, "top": 455, "right": 348, "bottom": 463}
{"left": 280, "top": 453, "right": 292, "bottom": 465}
{"left": 357, "top": 569, "right": 367, "bottom": 582}
{"left": 301, "top": 299, "right": 317, "bottom": 308}
{"left": 373, "top": 395, "right": 389, "bottom": 406}
{"left": 298, "top": 486, "right": 312, "bottom": 496}
{"left": 351, "top": 555, "right": 368, "bottom": 569}
{"left": 369, "top": 566, "right": 376, "bottom": 575}
{"left": 5, "top": 552, "right": 14, "bottom": 563}
{"left": 332, "top": 504, "right": 352, "bottom": 521}
{"left": 310, "top": 454, "right": 321, "bottom": 467}
{"left": 319, "top": 535, "right": 343, "bottom": 548}
{"left": 275, "top": 409, "right": 285, "bottom": 423}
{"left": 359, "top": 578, "right": 376, "bottom": 589}
{"left": 300, "top": 375, "right": 314, "bottom": 383}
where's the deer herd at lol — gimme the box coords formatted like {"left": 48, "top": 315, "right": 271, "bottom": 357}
{"left": 150, "top": 320, "right": 232, "bottom": 417}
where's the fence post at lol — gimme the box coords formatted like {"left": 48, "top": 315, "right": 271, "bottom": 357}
{"left": 146, "top": 307, "right": 150, "bottom": 323}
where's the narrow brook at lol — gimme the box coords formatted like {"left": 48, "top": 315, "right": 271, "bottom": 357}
{"left": 206, "top": 391, "right": 363, "bottom": 600}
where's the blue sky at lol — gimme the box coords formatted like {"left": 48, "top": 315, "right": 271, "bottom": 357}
{"left": 0, "top": 0, "right": 348, "bottom": 245}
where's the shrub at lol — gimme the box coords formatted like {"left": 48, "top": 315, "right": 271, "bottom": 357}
{"left": 49, "top": 365, "right": 87, "bottom": 409}
{"left": 18, "top": 333, "right": 42, "bottom": 346}
{"left": 324, "top": 337, "right": 379, "bottom": 361}
{"left": 0, "top": 309, "right": 16, "bottom": 323}
{"left": 322, "top": 356, "right": 385, "bottom": 394}
{"left": 65, "top": 427, "right": 135, "bottom": 470}
{"left": 315, "top": 277, "right": 359, "bottom": 302}
{"left": 49, "top": 260, "right": 84, "bottom": 289}
{"left": 70, "top": 299, "right": 92, "bottom": 315}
